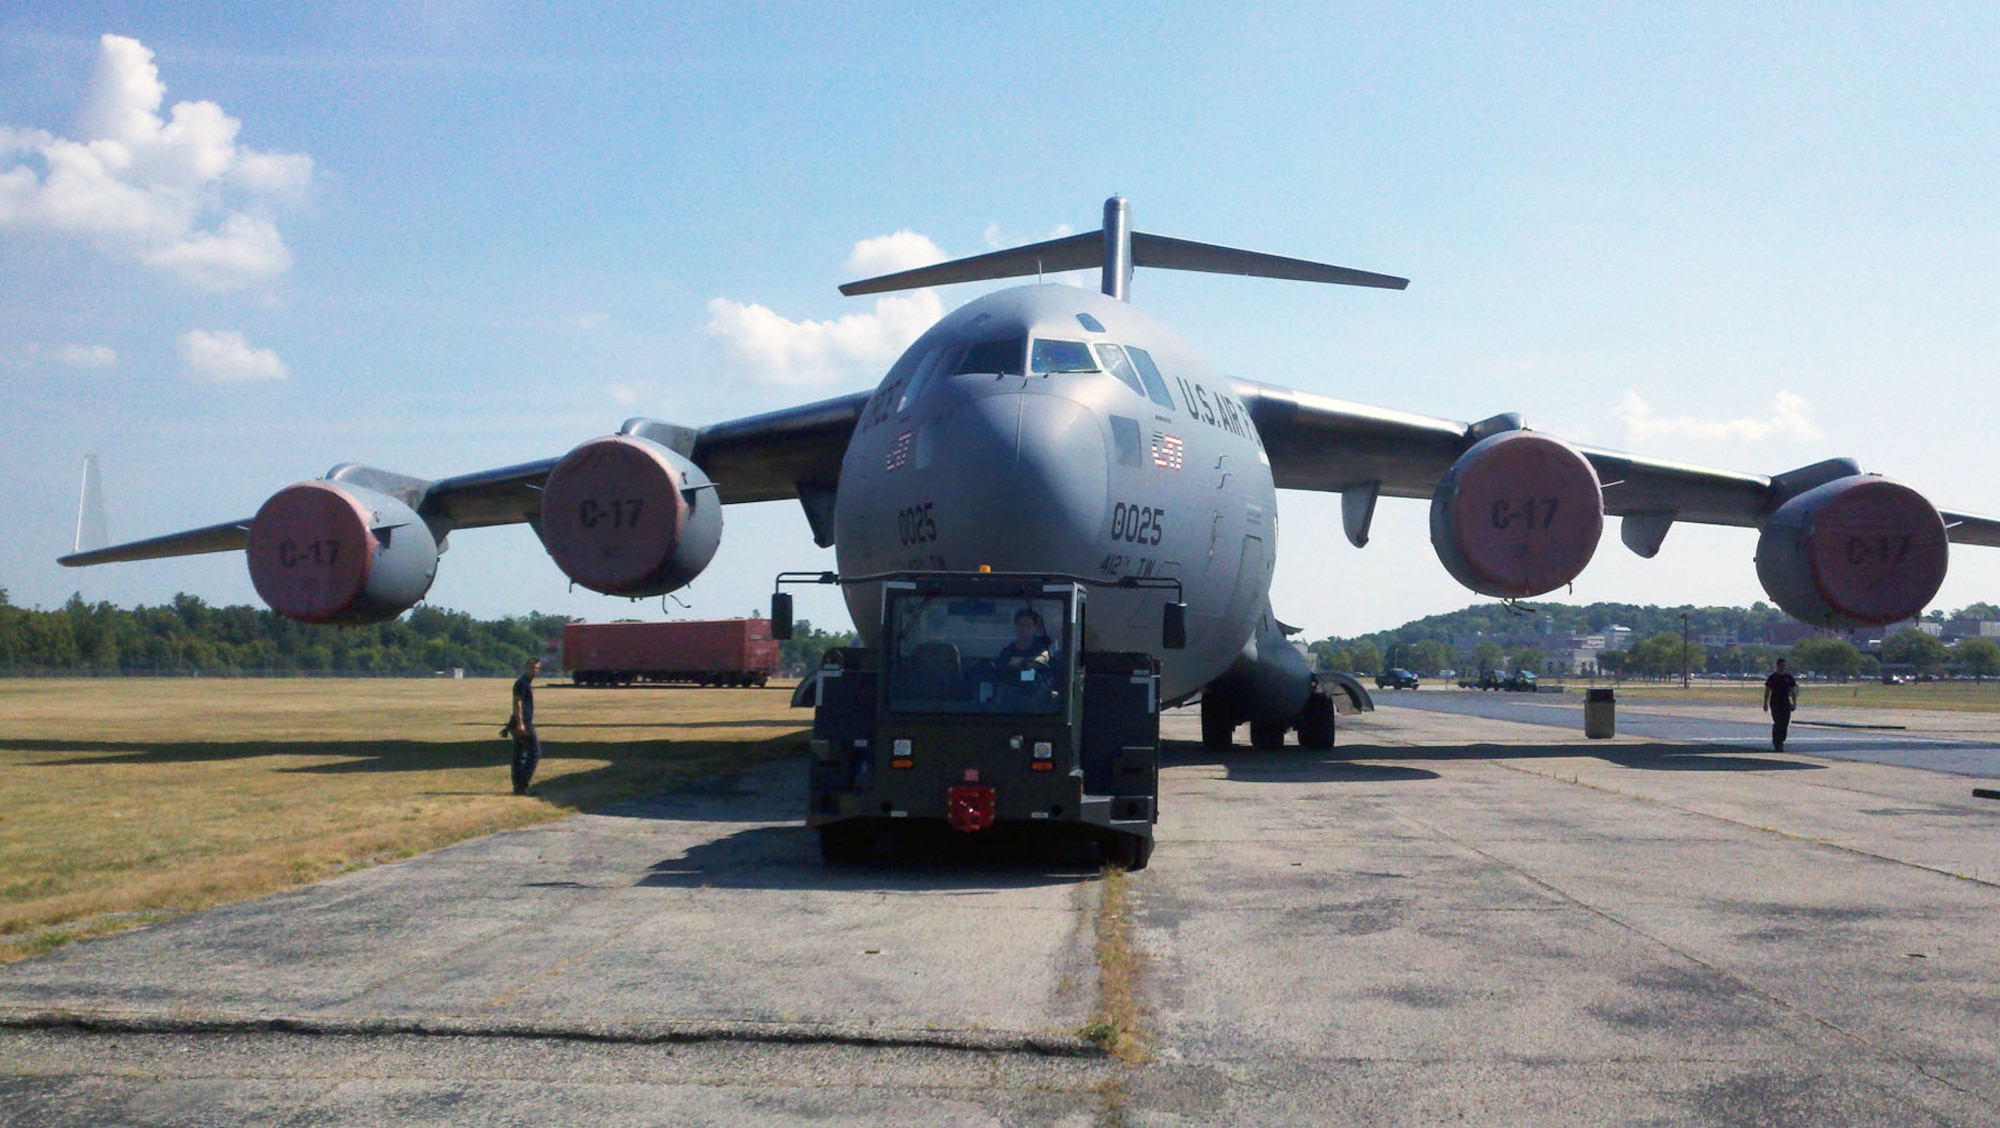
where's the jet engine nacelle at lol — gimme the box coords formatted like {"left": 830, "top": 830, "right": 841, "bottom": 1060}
{"left": 246, "top": 482, "right": 439, "bottom": 625}
{"left": 538, "top": 435, "right": 721, "bottom": 597}
{"left": 1430, "top": 430, "right": 1604, "bottom": 598}
{"left": 1755, "top": 476, "right": 1948, "bottom": 628}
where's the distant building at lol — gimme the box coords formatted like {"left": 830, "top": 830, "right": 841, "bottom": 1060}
{"left": 1943, "top": 619, "right": 2000, "bottom": 641}
{"left": 1761, "top": 622, "right": 1820, "bottom": 648}
{"left": 1602, "top": 625, "right": 1633, "bottom": 651}
{"left": 1455, "top": 629, "right": 1609, "bottom": 675}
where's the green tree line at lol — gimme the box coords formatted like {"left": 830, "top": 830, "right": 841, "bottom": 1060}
{"left": 779, "top": 619, "right": 859, "bottom": 676}
{"left": 0, "top": 590, "right": 571, "bottom": 676}
{"left": 1313, "top": 601, "right": 2000, "bottom": 682}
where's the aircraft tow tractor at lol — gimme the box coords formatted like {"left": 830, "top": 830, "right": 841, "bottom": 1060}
{"left": 773, "top": 569, "right": 1185, "bottom": 869}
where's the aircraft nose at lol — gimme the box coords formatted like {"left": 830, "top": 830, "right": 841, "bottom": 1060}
{"left": 934, "top": 391, "right": 1107, "bottom": 569}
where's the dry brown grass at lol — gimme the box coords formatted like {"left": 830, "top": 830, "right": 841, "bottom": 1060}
{"left": 1082, "top": 863, "right": 1149, "bottom": 1064}
{"left": 0, "top": 678, "right": 808, "bottom": 962}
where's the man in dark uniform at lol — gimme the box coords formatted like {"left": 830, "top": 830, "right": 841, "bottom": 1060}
{"left": 1762, "top": 657, "right": 1799, "bottom": 752}
{"left": 508, "top": 657, "right": 542, "bottom": 794}
{"left": 995, "top": 608, "right": 1053, "bottom": 679}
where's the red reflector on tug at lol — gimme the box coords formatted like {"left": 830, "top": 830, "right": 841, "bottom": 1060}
{"left": 947, "top": 785, "right": 996, "bottom": 833}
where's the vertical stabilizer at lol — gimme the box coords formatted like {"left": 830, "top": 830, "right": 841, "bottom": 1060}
{"left": 75, "top": 454, "right": 108, "bottom": 554}
{"left": 1101, "top": 196, "right": 1132, "bottom": 300}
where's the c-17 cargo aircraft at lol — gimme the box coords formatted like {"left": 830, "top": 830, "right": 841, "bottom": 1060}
{"left": 60, "top": 197, "right": 2000, "bottom": 752}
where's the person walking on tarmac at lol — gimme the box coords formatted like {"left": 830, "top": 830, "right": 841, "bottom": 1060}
{"left": 508, "top": 657, "right": 543, "bottom": 794}
{"left": 1762, "top": 657, "right": 1799, "bottom": 752}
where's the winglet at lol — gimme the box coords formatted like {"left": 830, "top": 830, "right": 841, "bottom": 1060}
{"left": 838, "top": 197, "right": 1409, "bottom": 302}
{"left": 74, "top": 454, "right": 108, "bottom": 555}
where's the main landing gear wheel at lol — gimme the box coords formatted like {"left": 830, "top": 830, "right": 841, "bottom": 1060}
{"left": 819, "top": 822, "right": 874, "bottom": 864}
{"left": 1103, "top": 832, "right": 1154, "bottom": 871}
{"left": 1298, "top": 693, "right": 1335, "bottom": 751}
{"left": 1249, "top": 721, "right": 1288, "bottom": 750}
{"left": 1200, "top": 694, "right": 1237, "bottom": 750}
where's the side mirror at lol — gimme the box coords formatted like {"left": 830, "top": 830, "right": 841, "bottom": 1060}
{"left": 770, "top": 591, "right": 794, "bottom": 640}
{"left": 1162, "top": 601, "right": 1187, "bottom": 650}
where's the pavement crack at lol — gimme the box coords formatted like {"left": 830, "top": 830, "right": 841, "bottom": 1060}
{"left": 1489, "top": 757, "right": 2000, "bottom": 889}
{"left": 1395, "top": 794, "right": 2000, "bottom": 1113}
{"left": 0, "top": 1009, "right": 1106, "bottom": 1057}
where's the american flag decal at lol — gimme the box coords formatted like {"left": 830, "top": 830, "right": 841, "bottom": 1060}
{"left": 884, "top": 430, "right": 913, "bottom": 471}
{"left": 1151, "top": 432, "right": 1184, "bottom": 470}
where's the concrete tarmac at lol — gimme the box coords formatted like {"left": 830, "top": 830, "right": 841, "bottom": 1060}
{"left": 6, "top": 694, "right": 2000, "bottom": 1124}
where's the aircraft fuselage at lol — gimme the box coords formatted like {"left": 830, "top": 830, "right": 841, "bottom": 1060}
{"left": 832, "top": 285, "right": 1278, "bottom": 703}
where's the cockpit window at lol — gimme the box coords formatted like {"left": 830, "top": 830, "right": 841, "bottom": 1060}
{"left": 897, "top": 343, "right": 962, "bottom": 413}
{"left": 956, "top": 338, "right": 1025, "bottom": 376}
{"left": 1094, "top": 344, "right": 1147, "bottom": 398}
{"left": 1031, "top": 339, "right": 1098, "bottom": 374}
{"left": 1124, "top": 345, "right": 1178, "bottom": 411}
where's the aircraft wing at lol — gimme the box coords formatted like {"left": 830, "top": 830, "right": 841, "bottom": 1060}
{"left": 1236, "top": 378, "right": 2000, "bottom": 548}
{"left": 59, "top": 391, "right": 873, "bottom": 567}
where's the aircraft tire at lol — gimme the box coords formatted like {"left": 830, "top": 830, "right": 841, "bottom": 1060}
{"left": 1249, "top": 721, "right": 1288, "bottom": 750}
{"left": 1298, "top": 694, "right": 1335, "bottom": 750}
{"left": 819, "top": 822, "right": 874, "bottom": 865}
{"left": 1200, "top": 694, "right": 1237, "bottom": 750}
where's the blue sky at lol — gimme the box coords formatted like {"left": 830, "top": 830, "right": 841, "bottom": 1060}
{"left": 4, "top": 4, "right": 1997, "bottom": 639}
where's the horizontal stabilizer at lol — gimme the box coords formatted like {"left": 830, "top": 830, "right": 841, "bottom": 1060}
{"left": 839, "top": 232, "right": 1101, "bottom": 296}
{"left": 1130, "top": 233, "right": 1407, "bottom": 290}
{"left": 59, "top": 518, "right": 252, "bottom": 567}
{"left": 838, "top": 196, "right": 1408, "bottom": 300}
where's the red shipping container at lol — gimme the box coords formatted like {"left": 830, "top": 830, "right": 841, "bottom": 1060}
{"left": 562, "top": 619, "right": 780, "bottom": 687}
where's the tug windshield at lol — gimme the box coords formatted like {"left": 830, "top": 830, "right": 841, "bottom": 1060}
{"left": 885, "top": 591, "right": 1069, "bottom": 715}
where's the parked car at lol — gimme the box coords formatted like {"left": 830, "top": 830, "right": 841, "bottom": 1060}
{"left": 1468, "top": 669, "right": 1538, "bottom": 692}
{"left": 1376, "top": 668, "right": 1420, "bottom": 690}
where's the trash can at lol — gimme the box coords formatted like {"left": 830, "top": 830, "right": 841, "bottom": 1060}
{"left": 1584, "top": 687, "right": 1615, "bottom": 739}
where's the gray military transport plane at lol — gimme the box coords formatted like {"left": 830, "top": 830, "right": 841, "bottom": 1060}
{"left": 60, "top": 197, "right": 2000, "bottom": 751}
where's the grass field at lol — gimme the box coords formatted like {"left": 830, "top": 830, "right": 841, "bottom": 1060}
{"left": 1559, "top": 680, "right": 2000, "bottom": 712}
{"left": 0, "top": 678, "right": 809, "bottom": 963}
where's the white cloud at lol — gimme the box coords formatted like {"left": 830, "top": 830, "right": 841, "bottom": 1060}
{"left": 704, "top": 290, "right": 944, "bottom": 388}
{"left": 178, "top": 329, "right": 288, "bottom": 383}
{"left": 1611, "top": 389, "right": 1821, "bottom": 444}
{"left": 703, "top": 231, "right": 952, "bottom": 387}
{"left": 983, "top": 220, "right": 1074, "bottom": 250}
{"left": 140, "top": 213, "right": 292, "bottom": 291}
{"left": 842, "top": 230, "right": 945, "bottom": 279}
{"left": 0, "top": 35, "right": 311, "bottom": 291}
{"left": 55, "top": 343, "right": 117, "bottom": 369}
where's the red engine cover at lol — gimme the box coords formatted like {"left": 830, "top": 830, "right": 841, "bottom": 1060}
{"left": 246, "top": 482, "right": 379, "bottom": 623}
{"left": 1756, "top": 476, "right": 1948, "bottom": 627}
{"left": 246, "top": 481, "right": 438, "bottom": 624}
{"left": 1430, "top": 431, "right": 1604, "bottom": 598}
{"left": 539, "top": 436, "right": 693, "bottom": 596}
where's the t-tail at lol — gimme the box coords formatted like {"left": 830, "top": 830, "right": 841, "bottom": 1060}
{"left": 838, "top": 196, "right": 1410, "bottom": 302}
